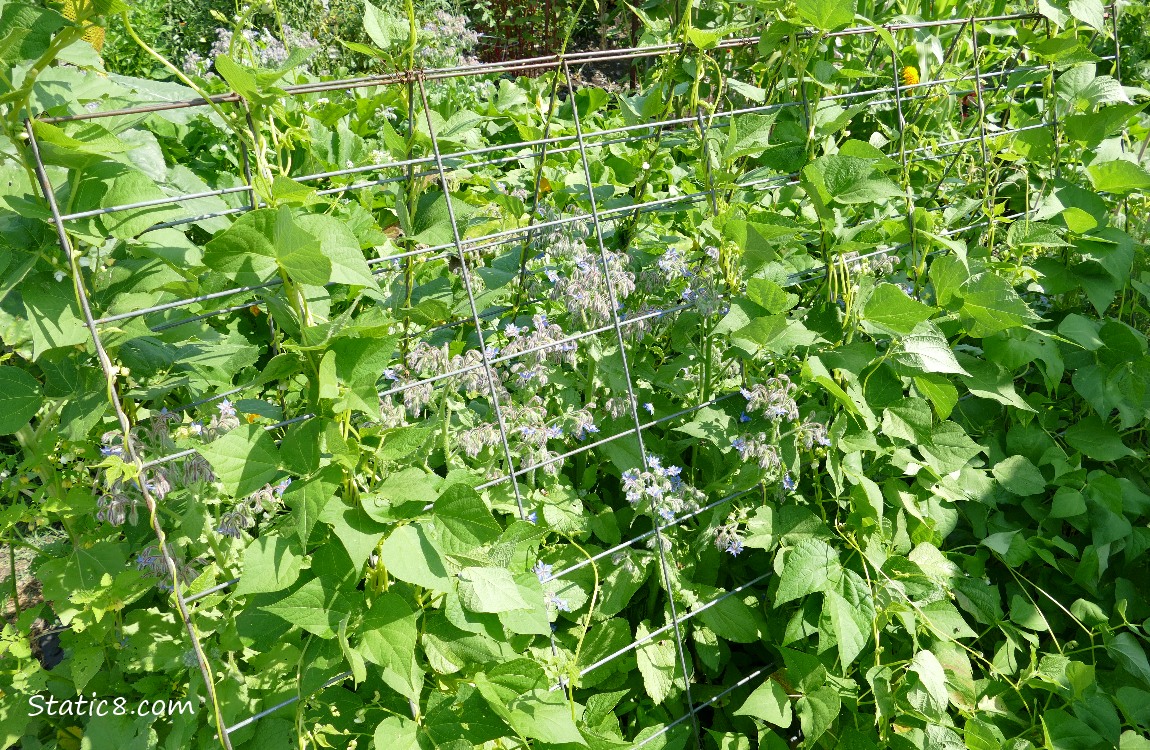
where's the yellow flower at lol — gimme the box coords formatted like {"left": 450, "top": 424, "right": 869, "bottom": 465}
{"left": 901, "top": 66, "right": 920, "bottom": 87}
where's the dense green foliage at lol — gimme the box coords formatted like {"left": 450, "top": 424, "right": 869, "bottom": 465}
{"left": 2, "top": 1, "right": 1150, "bottom": 749}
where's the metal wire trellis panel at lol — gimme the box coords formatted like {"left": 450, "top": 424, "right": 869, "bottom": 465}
{"left": 24, "top": 10, "right": 1085, "bottom": 746}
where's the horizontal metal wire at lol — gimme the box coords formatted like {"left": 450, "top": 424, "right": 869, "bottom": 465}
{"left": 542, "top": 486, "right": 758, "bottom": 584}
{"left": 633, "top": 665, "right": 774, "bottom": 748}
{"left": 121, "top": 143, "right": 1027, "bottom": 335}
{"left": 552, "top": 571, "right": 773, "bottom": 687}
{"left": 42, "top": 11, "right": 1045, "bottom": 126}
{"left": 183, "top": 577, "right": 242, "bottom": 605}
{"left": 138, "top": 204, "right": 1027, "bottom": 473}
{"left": 64, "top": 62, "right": 1040, "bottom": 230}
{"left": 224, "top": 670, "right": 351, "bottom": 735}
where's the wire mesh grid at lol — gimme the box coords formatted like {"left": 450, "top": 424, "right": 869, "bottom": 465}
{"left": 23, "top": 8, "right": 1115, "bottom": 747}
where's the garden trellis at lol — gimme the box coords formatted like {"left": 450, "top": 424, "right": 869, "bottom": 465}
{"left": 22, "top": 7, "right": 1123, "bottom": 748}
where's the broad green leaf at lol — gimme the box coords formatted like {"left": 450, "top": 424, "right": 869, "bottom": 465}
{"left": 321, "top": 497, "right": 390, "bottom": 569}
{"left": 806, "top": 154, "right": 902, "bottom": 205}
{"left": 795, "top": 0, "right": 855, "bottom": 30}
{"left": 992, "top": 455, "right": 1046, "bottom": 496}
{"left": 1086, "top": 160, "right": 1150, "bottom": 195}
{"left": 636, "top": 621, "right": 679, "bottom": 705}
{"left": 458, "top": 567, "right": 530, "bottom": 613}
{"left": 1043, "top": 710, "right": 1106, "bottom": 750}
{"left": 825, "top": 570, "right": 875, "bottom": 668}
{"left": 21, "top": 280, "right": 89, "bottom": 359}
{"left": 907, "top": 649, "right": 949, "bottom": 719}
{"left": 890, "top": 322, "right": 970, "bottom": 375}
{"left": 236, "top": 534, "right": 304, "bottom": 595}
{"left": 726, "top": 78, "right": 766, "bottom": 103}
{"left": 824, "top": 589, "right": 868, "bottom": 668}
{"left": 202, "top": 209, "right": 284, "bottom": 285}
{"left": 685, "top": 26, "right": 720, "bottom": 49}
{"left": 958, "top": 355, "right": 1037, "bottom": 412}
{"left": 197, "top": 424, "right": 281, "bottom": 498}
{"left": 725, "top": 113, "right": 779, "bottom": 161}
{"left": 862, "top": 283, "right": 934, "bottom": 334}
{"left": 297, "top": 213, "right": 375, "bottom": 287}
{"left": 881, "top": 398, "right": 933, "bottom": 444}
{"left": 284, "top": 467, "right": 338, "bottom": 546}
{"left": 1068, "top": 0, "right": 1105, "bottom": 30}
{"left": 1065, "top": 414, "right": 1137, "bottom": 461}
{"left": 373, "top": 717, "right": 420, "bottom": 750}
{"left": 1064, "top": 103, "right": 1147, "bottom": 145}
{"left": 434, "top": 483, "right": 502, "bottom": 553}
{"left": 918, "top": 421, "right": 982, "bottom": 475}
{"left": 505, "top": 690, "right": 587, "bottom": 746}
{"left": 920, "top": 600, "right": 978, "bottom": 641}
{"left": 362, "top": 0, "right": 410, "bottom": 49}
{"left": 264, "top": 578, "right": 357, "bottom": 638}
{"left": 1107, "top": 633, "right": 1150, "bottom": 685}
{"left": 0, "top": 3, "right": 67, "bottom": 67}
{"left": 371, "top": 468, "right": 440, "bottom": 519}
{"left": 735, "top": 678, "right": 792, "bottom": 728}
{"left": 379, "top": 524, "right": 454, "bottom": 592}
{"left": 358, "top": 592, "right": 423, "bottom": 701}
{"left": 696, "top": 592, "right": 765, "bottom": 643}
{"left": 796, "top": 686, "right": 840, "bottom": 745}
{"left": 913, "top": 373, "right": 959, "bottom": 419}
{"left": 775, "top": 538, "right": 839, "bottom": 604}
{"left": 959, "top": 272, "right": 1040, "bottom": 337}
{"left": 273, "top": 205, "right": 331, "bottom": 286}
{"left": 0, "top": 367, "right": 43, "bottom": 434}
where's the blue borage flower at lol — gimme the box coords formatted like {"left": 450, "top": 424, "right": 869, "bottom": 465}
{"left": 782, "top": 472, "right": 797, "bottom": 491}
{"left": 215, "top": 479, "right": 289, "bottom": 539}
{"left": 621, "top": 458, "right": 704, "bottom": 524}
{"left": 714, "top": 523, "right": 745, "bottom": 556}
{"left": 797, "top": 416, "right": 832, "bottom": 449}
{"left": 731, "top": 434, "right": 782, "bottom": 471}
{"left": 741, "top": 375, "right": 799, "bottom": 422}
{"left": 533, "top": 561, "right": 552, "bottom": 583}
{"left": 544, "top": 591, "right": 570, "bottom": 612}
{"left": 134, "top": 545, "right": 203, "bottom": 592}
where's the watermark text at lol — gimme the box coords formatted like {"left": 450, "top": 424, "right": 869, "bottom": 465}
{"left": 28, "top": 694, "right": 194, "bottom": 719}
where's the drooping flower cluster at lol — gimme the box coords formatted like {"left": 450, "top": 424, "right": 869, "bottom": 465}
{"left": 741, "top": 375, "right": 799, "bottom": 422}
{"left": 135, "top": 546, "right": 205, "bottom": 592}
{"left": 714, "top": 520, "right": 745, "bottom": 557}
{"left": 96, "top": 481, "right": 139, "bottom": 526}
{"left": 208, "top": 399, "right": 241, "bottom": 436}
{"left": 797, "top": 416, "right": 832, "bottom": 449}
{"left": 501, "top": 315, "right": 579, "bottom": 388}
{"left": 533, "top": 212, "right": 636, "bottom": 326}
{"left": 216, "top": 478, "right": 291, "bottom": 539}
{"left": 730, "top": 434, "right": 782, "bottom": 472}
{"left": 621, "top": 457, "right": 705, "bottom": 523}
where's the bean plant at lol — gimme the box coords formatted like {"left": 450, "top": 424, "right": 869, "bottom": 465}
{"left": 1, "top": 1, "right": 1149, "bottom": 750}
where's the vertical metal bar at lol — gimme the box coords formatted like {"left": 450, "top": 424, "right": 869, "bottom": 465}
{"left": 891, "top": 45, "right": 918, "bottom": 283}
{"left": 562, "top": 60, "right": 702, "bottom": 750}
{"left": 24, "top": 120, "right": 235, "bottom": 750}
{"left": 969, "top": 17, "right": 990, "bottom": 166}
{"left": 418, "top": 67, "right": 571, "bottom": 695}
{"left": 415, "top": 75, "right": 528, "bottom": 522}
